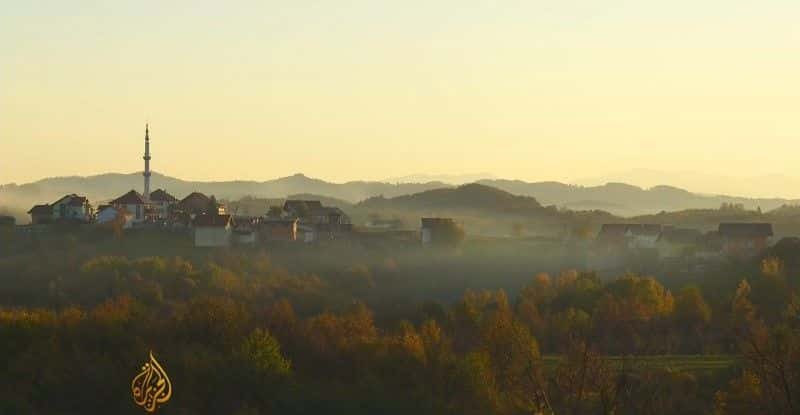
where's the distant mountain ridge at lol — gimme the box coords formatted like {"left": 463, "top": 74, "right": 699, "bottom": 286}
{"left": 476, "top": 179, "right": 799, "bottom": 216}
{"left": 1, "top": 172, "right": 798, "bottom": 220}
{"left": 358, "top": 183, "right": 545, "bottom": 215}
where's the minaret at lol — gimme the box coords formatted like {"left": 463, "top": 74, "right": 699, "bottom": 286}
{"left": 143, "top": 124, "right": 151, "bottom": 200}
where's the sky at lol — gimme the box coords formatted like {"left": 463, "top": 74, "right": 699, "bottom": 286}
{"left": 2, "top": 1, "right": 799, "bottom": 196}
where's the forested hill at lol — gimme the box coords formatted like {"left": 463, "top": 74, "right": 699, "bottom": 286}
{"left": 0, "top": 172, "right": 446, "bottom": 212}
{"left": 357, "top": 183, "right": 560, "bottom": 217}
{"left": 3, "top": 172, "right": 799, "bottom": 221}
{"left": 477, "top": 179, "right": 798, "bottom": 216}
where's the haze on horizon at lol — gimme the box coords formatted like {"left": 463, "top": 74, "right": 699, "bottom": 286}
{"left": 3, "top": 1, "right": 799, "bottom": 198}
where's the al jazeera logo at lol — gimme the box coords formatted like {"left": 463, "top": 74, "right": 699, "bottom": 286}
{"left": 131, "top": 351, "right": 172, "bottom": 413}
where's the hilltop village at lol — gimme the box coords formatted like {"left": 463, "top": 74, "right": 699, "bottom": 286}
{"left": 3, "top": 126, "right": 787, "bottom": 272}
{"left": 13, "top": 126, "right": 464, "bottom": 248}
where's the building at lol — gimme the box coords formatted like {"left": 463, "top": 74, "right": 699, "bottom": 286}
{"left": 193, "top": 214, "right": 233, "bottom": 247}
{"left": 96, "top": 206, "right": 134, "bottom": 229}
{"left": 656, "top": 228, "right": 702, "bottom": 259}
{"left": 596, "top": 224, "right": 664, "bottom": 251}
{"left": 233, "top": 221, "right": 256, "bottom": 246}
{"left": 149, "top": 189, "right": 178, "bottom": 220}
{"left": 260, "top": 218, "right": 299, "bottom": 241}
{"left": 0, "top": 216, "right": 15, "bottom": 227}
{"left": 110, "top": 190, "right": 147, "bottom": 223}
{"left": 718, "top": 223, "right": 773, "bottom": 258}
{"left": 421, "top": 217, "right": 462, "bottom": 245}
{"left": 52, "top": 194, "right": 93, "bottom": 222}
{"left": 28, "top": 204, "right": 54, "bottom": 225}
{"left": 28, "top": 194, "right": 93, "bottom": 224}
{"left": 177, "top": 192, "right": 225, "bottom": 216}
{"left": 143, "top": 124, "right": 152, "bottom": 200}
{"left": 624, "top": 224, "right": 663, "bottom": 249}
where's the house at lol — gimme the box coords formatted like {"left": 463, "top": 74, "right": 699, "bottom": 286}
{"left": 110, "top": 190, "right": 148, "bottom": 223}
{"left": 656, "top": 228, "right": 702, "bottom": 259}
{"left": 176, "top": 192, "right": 225, "bottom": 217}
{"left": 28, "top": 204, "right": 54, "bottom": 225}
{"left": 421, "top": 217, "right": 463, "bottom": 246}
{"left": 260, "top": 218, "right": 299, "bottom": 242}
{"left": 193, "top": 214, "right": 233, "bottom": 247}
{"left": 148, "top": 189, "right": 178, "bottom": 220}
{"left": 233, "top": 222, "right": 256, "bottom": 246}
{"left": 696, "top": 231, "right": 723, "bottom": 261}
{"left": 624, "top": 224, "right": 663, "bottom": 249}
{"left": 0, "top": 216, "right": 14, "bottom": 227}
{"left": 280, "top": 200, "right": 351, "bottom": 241}
{"left": 596, "top": 224, "right": 664, "bottom": 251}
{"left": 27, "top": 194, "right": 93, "bottom": 224}
{"left": 96, "top": 206, "right": 134, "bottom": 229}
{"left": 52, "top": 194, "right": 93, "bottom": 222}
{"left": 718, "top": 223, "right": 773, "bottom": 258}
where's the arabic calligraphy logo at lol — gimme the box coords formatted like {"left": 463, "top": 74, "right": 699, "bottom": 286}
{"left": 132, "top": 351, "right": 172, "bottom": 413}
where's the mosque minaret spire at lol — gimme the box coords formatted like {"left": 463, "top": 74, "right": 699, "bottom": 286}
{"left": 143, "top": 123, "right": 151, "bottom": 200}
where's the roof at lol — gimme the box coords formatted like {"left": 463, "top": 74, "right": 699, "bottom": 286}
{"left": 51, "top": 194, "right": 88, "bottom": 207}
{"left": 193, "top": 214, "right": 232, "bottom": 227}
{"left": 422, "top": 217, "right": 455, "bottom": 227}
{"left": 718, "top": 223, "right": 774, "bottom": 237}
{"left": 111, "top": 190, "right": 146, "bottom": 205}
{"left": 28, "top": 204, "right": 53, "bottom": 215}
{"left": 657, "top": 228, "right": 702, "bottom": 244}
{"left": 179, "top": 192, "right": 212, "bottom": 211}
{"left": 149, "top": 189, "right": 178, "bottom": 203}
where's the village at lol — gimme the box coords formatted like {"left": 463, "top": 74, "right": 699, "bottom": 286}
{"left": 5, "top": 126, "right": 782, "bottom": 269}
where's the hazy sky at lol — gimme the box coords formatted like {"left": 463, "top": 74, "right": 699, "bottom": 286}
{"left": 3, "top": 1, "right": 799, "bottom": 194}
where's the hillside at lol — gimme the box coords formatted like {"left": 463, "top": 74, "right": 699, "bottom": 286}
{"left": 478, "top": 179, "right": 797, "bottom": 216}
{"left": 358, "top": 183, "right": 546, "bottom": 215}
{"left": 3, "top": 172, "right": 799, "bottom": 223}
{"left": 0, "top": 172, "right": 446, "bottom": 213}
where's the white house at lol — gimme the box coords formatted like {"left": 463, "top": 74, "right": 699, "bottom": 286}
{"left": 624, "top": 224, "right": 663, "bottom": 250}
{"left": 110, "top": 190, "right": 147, "bottom": 224}
{"left": 148, "top": 189, "right": 178, "bottom": 220}
{"left": 193, "top": 214, "right": 233, "bottom": 247}
{"left": 51, "top": 194, "right": 93, "bottom": 222}
{"left": 96, "top": 206, "right": 134, "bottom": 229}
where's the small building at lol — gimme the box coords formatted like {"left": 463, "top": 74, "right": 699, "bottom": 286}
{"left": 176, "top": 192, "right": 225, "bottom": 217}
{"left": 260, "top": 218, "right": 299, "bottom": 242}
{"left": 28, "top": 204, "right": 54, "bottom": 225}
{"left": 656, "top": 228, "right": 702, "bottom": 259}
{"left": 696, "top": 231, "right": 723, "bottom": 261}
{"left": 233, "top": 223, "right": 256, "bottom": 246}
{"left": 148, "top": 189, "right": 178, "bottom": 220}
{"left": 596, "top": 224, "right": 664, "bottom": 251}
{"left": 51, "top": 194, "right": 93, "bottom": 222}
{"left": 421, "top": 217, "right": 462, "bottom": 246}
{"left": 0, "top": 215, "right": 15, "bottom": 227}
{"left": 27, "top": 194, "right": 92, "bottom": 224}
{"left": 193, "top": 214, "right": 233, "bottom": 247}
{"left": 718, "top": 223, "right": 773, "bottom": 258}
{"left": 96, "top": 205, "right": 134, "bottom": 229}
{"left": 110, "top": 190, "right": 148, "bottom": 224}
